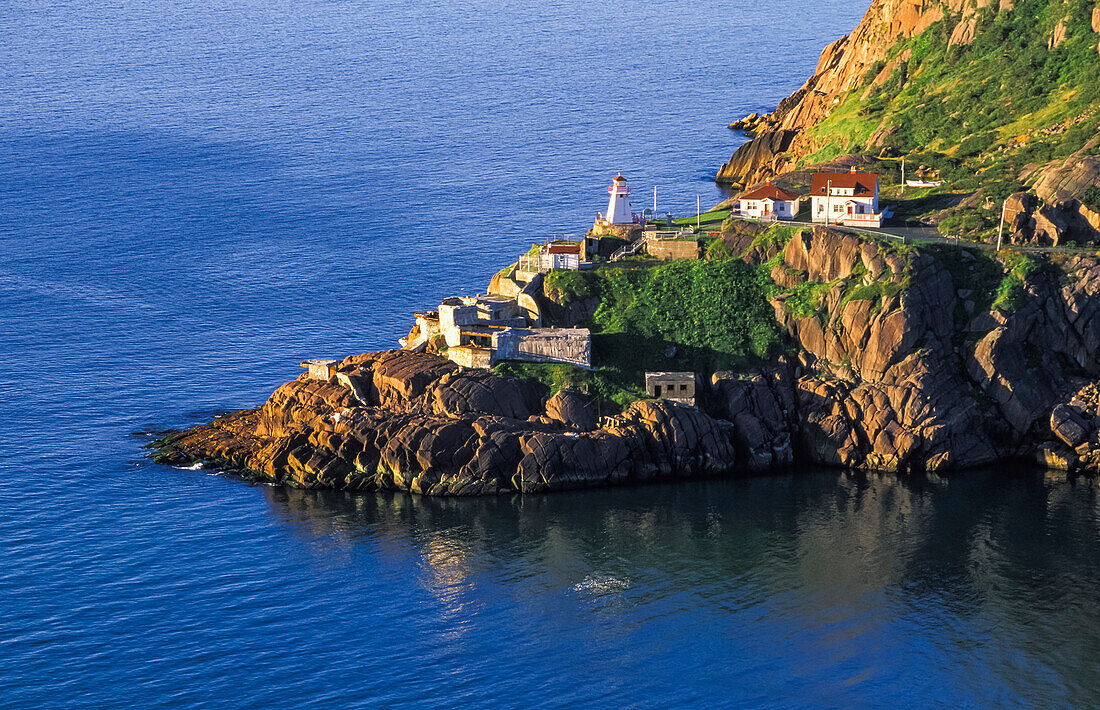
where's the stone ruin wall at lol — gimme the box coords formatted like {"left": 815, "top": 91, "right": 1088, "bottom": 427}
{"left": 494, "top": 329, "right": 592, "bottom": 368}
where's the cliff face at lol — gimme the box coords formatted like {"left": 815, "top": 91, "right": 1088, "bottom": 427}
{"left": 718, "top": 0, "right": 1100, "bottom": 244}
{"left": 752, "top": 227, "right": 1100, "bottom": 472}
{"left": 719, "top": 0, "right": 959, "bottom": 185}
{"left": 155, "top": 228, "right": 1100, "bottom": 493}
{"left": 153, "top": 350, "right": 738, "bottom": 495}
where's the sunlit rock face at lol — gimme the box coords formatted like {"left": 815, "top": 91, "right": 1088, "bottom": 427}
{"left": 155, "top": 226, "right": 1100, "bottom": 491}
{"left": 153, "top": 349, "right": 739, "bottom": 495}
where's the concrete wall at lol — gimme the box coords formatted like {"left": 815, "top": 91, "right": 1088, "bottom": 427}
{"left": 404, "top": 314, "right": 440, "bottom": 351}
{"left": 439, "top": 300, "right": 480, "bottom": 347}
{"left": 493, "top": 328, "right": 591, "bottom": 368}
{"left": 447, "top": 345, "right": 493, "bottom": 369}
{"left": 440, "top": 297, "right": 523, "bottom": 347}
{"left": 303, "top": 360, "right": 338, "bottom": 381}
{"left": 646, "top": 240, "right": 701, "bottom": 261}
{"left": 645, "top": 372, "right": 696, "bottom": 405}
{"left": 583, "top": 235, "right": 628, "bottom": 260}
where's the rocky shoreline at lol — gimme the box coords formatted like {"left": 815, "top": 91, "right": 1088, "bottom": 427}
{"left": 151, "top": 226, "right": 1100, "bottom": 494}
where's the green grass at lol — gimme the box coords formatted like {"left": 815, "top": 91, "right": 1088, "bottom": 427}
{"left": 787, "top": 0, "right": 1100, "bottom": 230}
{"left": 670, "top": 208, "right": 731, "bottom": 231}
{"left": 783, "top": 280, "right": 834, "bottom": 319}
{"left": 803, "top": 97, "right": 880, "bottom": 165}
{"left": 543, "top": 269, "right": 597, "bottom": 305}
{"left": 992, "top": 251, "right": 1040, "bottom": 313}
{"left": 538, "top": 255, "right": 785, "bottom": 395}
{"left": 491, "top": 361, "right": 643, "bottom": 415}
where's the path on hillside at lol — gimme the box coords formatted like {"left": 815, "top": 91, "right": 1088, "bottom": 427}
{"left": 729, "top": 216, "right": 1091, "bottom": 255}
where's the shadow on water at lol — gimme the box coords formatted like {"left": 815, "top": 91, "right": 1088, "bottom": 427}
{"left": 260, "top": 466, "right": 1100, "bottom": 705}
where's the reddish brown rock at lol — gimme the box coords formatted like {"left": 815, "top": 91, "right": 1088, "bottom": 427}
{"left": 153, "top": 350, "right": 740, "bottom": 495}
{"left": 154, "top": 230, "right": 1100, "bottom": 489}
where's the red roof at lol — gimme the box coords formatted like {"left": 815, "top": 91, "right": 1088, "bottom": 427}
{"left": 741, "top": 184, "right": 800, "bottom": 202}
{"left": 612, "top": 173, "right": 627, "bottom": 182}
{"left": 810, "top": 171, "right": 877, "bottom": 196}
{"left": 546, "top": 244, "right": 580, "bottom": 254}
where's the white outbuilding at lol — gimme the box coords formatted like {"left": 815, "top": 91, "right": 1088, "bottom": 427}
{"left": 740, "top": 182, "right": 801, "bottom": 220}
{"left": 540, "top": 242, "right": 581, "bottom": 271}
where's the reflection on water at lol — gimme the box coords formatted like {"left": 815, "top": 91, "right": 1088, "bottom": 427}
{"left": 263, "top": 469, "right": 1100, "bottom": 707}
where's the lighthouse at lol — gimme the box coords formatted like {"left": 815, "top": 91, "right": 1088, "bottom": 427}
{"left": 605, "top": 173, "right": 633, "bottom": 225}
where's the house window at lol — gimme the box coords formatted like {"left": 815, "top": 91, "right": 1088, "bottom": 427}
{"left": 680, "top": 384, "right": 688, "bottom": 392}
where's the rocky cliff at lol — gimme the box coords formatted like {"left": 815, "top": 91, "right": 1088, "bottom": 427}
{"left": 153, "top": 227, "right": 1100, "bottom": 493}
{"left": 725, "top": 225, "right": 1100, "bottom": 474}
{"left": 719, "top": 0, "right": 973, "bottom": 185}
{"left": 717, "top": 0, "right": 1100, "bottom": 244}
{"left": 152, "top": 350, "right": 738, "bottom": 495}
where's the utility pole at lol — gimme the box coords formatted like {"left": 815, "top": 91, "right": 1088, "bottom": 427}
{"left": 653, "top": 186, "right": 657, "bottom": 215}
{"left": 696, "top": 195, "right": 701, "bottom": 231}
{"left": 996, "top": 197, "right": 1007, "bottom": 252}
{"left": 901, "top": 156, "right": 905, "bottom": 197}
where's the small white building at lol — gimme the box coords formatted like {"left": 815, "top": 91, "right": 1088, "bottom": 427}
{"left": 644, "top": 372, "right": 696, "bottom": 407}
{"left": 301, "top": 359, "right": 339, "bottom": 382}
{"left": 740, "top": 182, "right": 801, "bottom": 220}
{"left": 811, "top": 168, "right": 884, "bottom": 227}
{"left": 540, "top": 242, "right": 581, "bottom": 271}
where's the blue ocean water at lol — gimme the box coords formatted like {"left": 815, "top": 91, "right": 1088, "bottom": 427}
{"left": 3, "top": 1, "right": 1100, "bottom": 707}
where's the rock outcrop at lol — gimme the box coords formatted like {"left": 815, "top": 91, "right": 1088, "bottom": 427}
{"left": 718, "top": 0, "right": 969, "bottom": 184}
{"left": 717, "top": 0, "right": 1100, "bottom": 204}
{"left": 153, "top": 350, "right": 739, "bottom": 495}
{"left": 154, "top": 229, "right": 1100, "bottom": 493}
{"left": 716, "top": 130, "right": 797, "bottom": 187}
{"left": 747, "top": 227, "right": 1100, "bottom": 474}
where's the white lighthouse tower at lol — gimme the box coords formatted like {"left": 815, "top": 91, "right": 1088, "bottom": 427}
{"left": 605, "top": 173, "right": 633, "bottom": 225}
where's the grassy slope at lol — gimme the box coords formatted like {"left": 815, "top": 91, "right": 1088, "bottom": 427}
{"left": 500, "top": 222, "right": 1064, "bottom": 412}
{"left": 499, "top": 234, "right": 788, "bottom": 412}
{"left": 798, "top": 0, "right": 1100, "bottom": 240}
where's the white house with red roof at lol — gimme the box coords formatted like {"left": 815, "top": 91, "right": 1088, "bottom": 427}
{"left": 740, "top": 181, "right": 801, "bottom": 220}
{"left": 811, "top": 167, "right": 885, "bottom": 227}
{"left": 540, "top": 242, "right": 581, "bottom": 271}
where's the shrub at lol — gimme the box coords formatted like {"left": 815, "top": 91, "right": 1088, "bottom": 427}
{"left": 1082, "top": 187, "right": 1100, "bottom": 213}
{"left": 784, "top": 280, "right": 832, "bottom": 319}
{"left": 991, "top": 252, "right": 1039, "bottom": 313}
{"left": 544, "top": 269, "right": 597, "bottom": 305}
{"left": 590, "top": 257, "right": 783, "bottom": 364}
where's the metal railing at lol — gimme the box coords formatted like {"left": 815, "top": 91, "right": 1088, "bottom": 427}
{"left": 518, "top": 254, "right": 540, "bottom": 273}
{"left": 610, "top": 236, "right": 649, "bottom": 261}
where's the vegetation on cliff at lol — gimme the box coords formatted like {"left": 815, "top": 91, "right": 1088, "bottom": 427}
{"left": 720, "top": 0, "right": 1100, "bottom": 244}
{"left": 535, "top": 250, "right": 785, "bottom": 409}
{"left": 827, "top": 0, "right": 1097, "bottom": 237}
